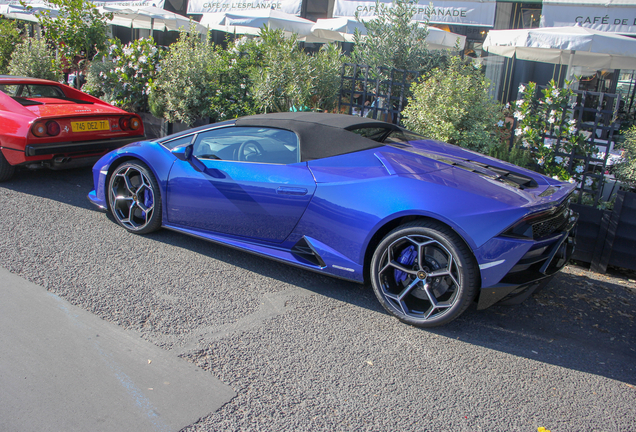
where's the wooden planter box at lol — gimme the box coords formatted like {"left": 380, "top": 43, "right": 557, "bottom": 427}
{"left": 572, "top": 190, "right": 636, "bottom": 273}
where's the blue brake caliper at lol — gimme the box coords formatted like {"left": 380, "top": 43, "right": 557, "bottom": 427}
{"left": 394, "top": 245, "right": 417, "bottom": 284}
{"left": 141, "top": 188, "right": 153, "bottom": 218}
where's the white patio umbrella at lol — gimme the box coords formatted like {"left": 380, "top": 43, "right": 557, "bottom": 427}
{"left": 0, "top": 3, "right": 58, "bottom": 22}
{"left": 310, "top": 18, "right": 466, "bottom": 50}
{"left": 100, "top": 5, "right": 207, "bottom": 33}
{"left": 483, "top": 25, "right": 636, "bottom": 78}
{"left": 199, "top": 10, "right": 315, "bottom": 38}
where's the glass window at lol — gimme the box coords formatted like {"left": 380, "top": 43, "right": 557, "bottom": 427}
{"left": 192, "top": 126, "right": 299, "bottom": 164}
{"left": 161, "top": 134, "right": 195, "bottom": 150}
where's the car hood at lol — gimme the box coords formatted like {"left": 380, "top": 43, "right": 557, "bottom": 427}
{"left": 24, "top": 99, "right": 126, "bottom": 118}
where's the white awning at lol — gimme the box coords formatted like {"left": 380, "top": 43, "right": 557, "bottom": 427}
{"left": 332, "top": 0, "right": 496, "bottom": 28}
{"left": 541, "top": 0, "right": 636, "bottom": 35}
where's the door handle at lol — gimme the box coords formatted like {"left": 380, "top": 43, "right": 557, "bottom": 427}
{"left": 277, "top": 187, "right": 308, "bottom": 196}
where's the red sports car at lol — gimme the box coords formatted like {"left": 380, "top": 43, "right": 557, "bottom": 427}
{"left": 0, "top": 76, "right": 144, "bottom": 182}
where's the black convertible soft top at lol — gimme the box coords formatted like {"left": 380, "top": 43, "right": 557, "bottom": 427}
{"left": 235, "top": 112, "right": 399, "bottom": 161}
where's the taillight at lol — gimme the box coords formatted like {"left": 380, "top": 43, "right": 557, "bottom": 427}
{"left": 119, "top": 117, "right": 130, "bottom": 130}
{"left": 32, "top": 120, "right": 61, "bottom": 137}
{"left": 32, "top": 122, "right": 47, "bottom": 137}
{"left": 46, "top": 121, "right": 60, "bottom": 136}
{"left": 130, "top": 117, "right": 141, "bottom": 130}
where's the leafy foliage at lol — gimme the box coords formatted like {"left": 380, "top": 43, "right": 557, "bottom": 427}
{"left": 614, "top": 125, "right": 636, "bottom": 190}
{"left": 32, "top": 0, "right": 112, "bottom": 71}
{"left": 150, "top": 29, "right": 217, "bottom": 125}
{"left": 250, "top": 28, "right": 343, "bottom": 113}
{"left": 513, "top": 81, "right": 597, "bottom": 183}
{"left": 0, "top": 20, "right": 23, "bottom": 74}
{"left": 8, "top": 37, "right": 61, "bottom": 81}
{"left": 351, "top": 0, "right": 448, "bottom": 74}
{"left": 402, "top": 56, "right": 504, "bottom": 153}
{"left": 83, "top": 37, "right": 164, "bottom": 113}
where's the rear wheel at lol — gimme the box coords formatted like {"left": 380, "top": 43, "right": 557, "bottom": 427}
{"left": 370, "top": 220, "right": 478, "bottom": 327}
{"left": 0, "top": 150, "right": 15, "bottom": 182}
{"left": 108, "top": 161, "right": 162, "bottom": 234}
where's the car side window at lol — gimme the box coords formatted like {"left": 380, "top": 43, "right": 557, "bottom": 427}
{"left": 192, "top": 126, "right": 299, "bottom": 164}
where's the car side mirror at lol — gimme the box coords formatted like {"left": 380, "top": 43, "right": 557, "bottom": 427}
{"left": 171, "top": 143, "right": 193, "bottom": 161}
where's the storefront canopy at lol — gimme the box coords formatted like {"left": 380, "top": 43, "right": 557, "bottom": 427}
{"left": 199, "top": 9, "right": 314, "bottom": 37}
{"left": 100, "top": 5, "right": 206, "bottom": 33}
{"left": 310, "top": 17, "right": 466, "bottom": 50}
{"left": 483, "top": 25, "right": 636, "bottom": 74}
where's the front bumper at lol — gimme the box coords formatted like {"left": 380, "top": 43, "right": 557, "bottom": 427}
{"left": 477, "top": 211, "right": 578, "bottom": 309}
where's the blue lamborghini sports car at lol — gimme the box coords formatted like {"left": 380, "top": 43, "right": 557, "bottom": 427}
{"left": 89, "top": 112, "right": 578, "bottom": 327}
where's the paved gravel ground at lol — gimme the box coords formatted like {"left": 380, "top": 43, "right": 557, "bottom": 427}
{"left": 1, "top": 167, "right": 635, "bottom": 432}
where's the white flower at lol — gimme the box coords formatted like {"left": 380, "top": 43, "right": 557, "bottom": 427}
{"left": 585, "top": 178, "right": 594, "bottom": 187}
{"left": 538, "top": 157, "right": 545, "bottom": 166}
{"left": 546, "top": 97, "right": 553, "bottom": 104}
{"left": 550, "top": 110, "right": 556, "bottom": 116}
{"left": 523, "top": 126, "right": 530, "bottom": 133}
{"left": 552, "top": 89, "right": 560, "bottom": 97}
{"left": 575, "top": 165, "right": 584, "bottom": 173}
{"left": 138, "top": 55, "right": 147, "bottom": 64}
{"left": 548, "top": 117, "right": 556, "bottom": 124}
{"left": 555, "top": 156, "right": 563, "bottom": 163}
{"left": 522, "top": 139, "right": 529, "bottom": 148}
{"left": 568, "top": 178, "right": 575, "bottom": 183}
{"left": 514, "top": 111, "right": 525, "bottom": 120}
{"left": 504, "top": 102, "right": 510, "bottom": 110}
{"left": 516, "top": 99, "right": 524, "bottom": 107}
{"left": 497, "top": 120, "right": 504, "bottom": 127}
{"left": 552, "top": 175, "right": 560, "bottom": 180}
{"left": 519, "top": 84, "right": 526, "bottom": 92}
{"left": 568, "top": 119, "right": 577, "bottom": 126}
{"left": 515, "top": 128, "right": 522, "bottom": 136}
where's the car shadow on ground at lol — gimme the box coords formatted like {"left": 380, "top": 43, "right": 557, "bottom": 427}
{"left": 5, "top": 168, "right": 636, "bottom": 386}
{"left": 147, "top": 225, "right": 636, "bottom": 386}
{"left": 1, "top": 166, "right": 96, "bottom": 209}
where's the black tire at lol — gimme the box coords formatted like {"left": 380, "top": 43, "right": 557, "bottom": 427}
{"left": 107, "top": 160, "right": 162, "bottom": 234}
{"left": 0, "top": 150, "right": 16, "bottom": 182}
{"left": 370, "top": 220, "right": 478, "bottom": 327}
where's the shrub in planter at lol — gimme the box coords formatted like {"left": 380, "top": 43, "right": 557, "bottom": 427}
{"left": 249, "top": 28, "right": 343, "bottom": 113}
{"left": 614, "top": 125, "right": 636, "bottom": 191}
{"left": 351, "top": 0, "right": 448, "bottom": 74}
{"left": 8, "top": 37, "right": 61, "bottom": 81}
{"left": 402, "top": 56, "right": 504, "bottom": 154}
{"left": 150, "top": 29, "right": 217, "bottom": 126}
{"left": 83, "top": 37, "right": 163, "bottom": 113}
{"left": 207, "top": 36, "right": 263, "bottom": 122}
{"left": 513, "top": 81, "right": 597, "bottom": 184}
{"left": 0, "top": 20, "right": 23, "bottom": 74}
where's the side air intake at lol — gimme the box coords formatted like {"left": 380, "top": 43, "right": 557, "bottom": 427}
{"left": 291, "top": 237, "right": 326, "bottom": 268}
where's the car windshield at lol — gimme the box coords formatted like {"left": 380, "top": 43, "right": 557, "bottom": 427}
{"left": 0, "top": 83, "right": 83, "bottom": 106}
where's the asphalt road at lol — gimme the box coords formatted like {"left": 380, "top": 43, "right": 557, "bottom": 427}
{"left": 1, "top": 167, "right": 635, "bottom": 432}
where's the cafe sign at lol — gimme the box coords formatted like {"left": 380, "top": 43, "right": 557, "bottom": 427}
{"left": 333, "top": 0, "right": 496, "bottom": 27}
{"left": 541, "top": 0, "right": 636, "bottom": 35}
{"left": 188, "top": 0, "right": 301, "bottom": 15}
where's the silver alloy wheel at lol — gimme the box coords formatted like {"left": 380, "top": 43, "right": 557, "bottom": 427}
{"left": 109, "top": 165, "right": 156, "bottom": 231}
{"left": 375, "top": 234, "right": 461, "bottom": 322}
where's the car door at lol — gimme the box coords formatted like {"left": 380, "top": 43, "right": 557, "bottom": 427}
{"left": 166, "top": 126, "right": 316, "bottom": 243}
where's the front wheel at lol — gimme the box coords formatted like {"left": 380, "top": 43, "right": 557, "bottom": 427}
{"left": 108, "top": 161, "right": 162, "bottom": 234}
{"left": 370, "top": 220, "right": 478, "bottom": 327}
